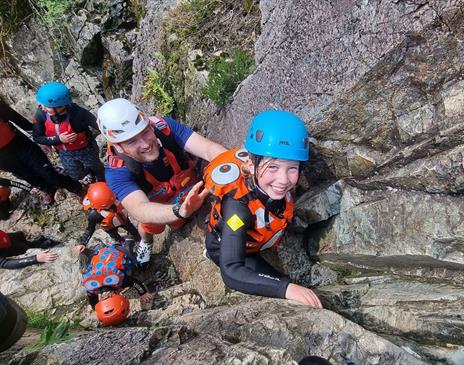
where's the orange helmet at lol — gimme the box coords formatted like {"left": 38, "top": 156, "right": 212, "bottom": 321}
{"left": 0, "top": 186, "right": 10, "bottom": 202}
{"left": 85, "top": 182, "right": 116, "bottom": 210}
{"left": 95, "top": 293, "right": 130, "bottom": 326}
{"left": 0, "top": 230, "right": 11, "bottom": 249}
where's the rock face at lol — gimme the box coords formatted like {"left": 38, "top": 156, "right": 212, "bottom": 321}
{"left": 10, "top": 297, "right": 428, "bottom": 365}
{"left": 3, "top": 0, "right": 464, "bottom": 364}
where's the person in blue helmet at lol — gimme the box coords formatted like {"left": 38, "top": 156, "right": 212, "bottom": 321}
{"left": 0, "top": 100, "right": 83, "bottom": 205}
{"left": 33, "top": 82, "right": 105, "bottom": 187}
{"left": 203, "top": 110, "right": 322, "bottom": 308}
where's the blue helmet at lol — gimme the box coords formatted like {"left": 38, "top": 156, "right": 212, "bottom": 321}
{"left": 244, "top": 110, "right": 310, "bottom": 161}
{"left": 36, "top": 82, "right": 72, "bottom": 107}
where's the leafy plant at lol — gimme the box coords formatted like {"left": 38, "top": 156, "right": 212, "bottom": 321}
{"left": 26, "top": 311, "right": 76, "bottom": 349}
{"left": 37, "top": 318, "right": 74, "bottom": 346}
{"left": 143, "top": 69, "right": 175, "bottom": 116}
{"left": 27, "top": 0, "right": 72, "bottom": 27}
{"left": 243, "top": 0, "right": 258, "bottom": 13}
{"left": 27, "top": 310, "right": 56, "bottom": 329}
{"left": 202, "top": 49, "right": 255, "bottom": 106}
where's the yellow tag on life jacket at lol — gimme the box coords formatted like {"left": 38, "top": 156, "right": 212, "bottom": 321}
{"left": 226, "top": 214, "right": 245, "bottom": 231}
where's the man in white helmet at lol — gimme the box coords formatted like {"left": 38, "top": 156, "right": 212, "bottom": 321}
{"left": 95, "top": 98, "right": 226, "bottom": 266}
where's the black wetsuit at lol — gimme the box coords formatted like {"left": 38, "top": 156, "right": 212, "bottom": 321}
{"left": 0, "top": 232, "right": 60, "bottom": 270}
{"left": 87, "top": 274, "right": 148, "bottom": 308}
{"left": 0, "top": 123, "right": 82, "bottom": 195}
{"left": 79, "top": 208, "right": 140, "bottom": 246}
{"left": 206, "top": 189, "right": 291, "bottom": 299}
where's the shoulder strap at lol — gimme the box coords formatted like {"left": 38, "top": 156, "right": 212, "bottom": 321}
{"left": 152, "top": 123, "right": 190, "bottom": 170}
{"left": 112, "top": 148, "right": 154, "bottom": 194}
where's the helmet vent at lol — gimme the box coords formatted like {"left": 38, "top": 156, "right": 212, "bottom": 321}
{"left": 256, "top": 130, "right": 264, "bottom": 142}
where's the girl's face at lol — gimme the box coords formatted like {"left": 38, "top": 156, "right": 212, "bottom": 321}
{"left": 247, "top": 157, "right": 300, "bottom": 200}
{"left": 42, "top": 105, "right": 67, "bottom": 115}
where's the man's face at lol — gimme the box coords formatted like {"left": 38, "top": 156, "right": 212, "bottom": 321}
{"left": 114, "top": 125, "right": 160, "bottom": 163}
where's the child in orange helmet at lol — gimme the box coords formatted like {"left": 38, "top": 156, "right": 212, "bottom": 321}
{"left": 74, "top": 182, "right": 140, "bottom": 254}
{"left": 80, "top": 243, "right": 153, "bottom": 326}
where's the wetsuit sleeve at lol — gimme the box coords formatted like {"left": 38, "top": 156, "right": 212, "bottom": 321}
{"left": 164, "top": 117, "right": 194, "bottom": 148}
{"left": 32, "top": 108, "right": 61, "bottom": 145}
{"left": 79, "top": 210, "right": 104, "bottom": 246}
{"left": 87, "top": 293, "right": 99, "bottom": 309}
{"left": 0, "top": 254, "right": 38, "bottom": 269}
{"left": 218, "top": 198, "right": 291, "bottom": 299}
{"left": 123, "top": 276, "right": 148, "bottom": 296}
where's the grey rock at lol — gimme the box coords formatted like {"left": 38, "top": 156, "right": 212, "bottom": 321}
{"left": 101, "top": 30, "right": 135, "bottom": 98}
{"left": 12, "top": 299, "right": 428, "bottom": 365}
{"left": 318, "top": 277, "right": 464, "bottom": 347}
{"left": 64, "top": 59, "right": 103, "bottom": 112}
{"left": 9, "top": 327, "right": 155, "bottom": 365}
{"left": 132, "top": 0, "right": 181, "bottom": 111}
{"left": 294, "top": 180, "right": 345, "bottom": 229}
{"left": 66, "top": 10, "right": 103, "bottom": 67}
{"left": 207, "top": 1, "right": 461, "bottom": 148}
{"left": 308, "top": 185, "right": 464, "bottom": 270}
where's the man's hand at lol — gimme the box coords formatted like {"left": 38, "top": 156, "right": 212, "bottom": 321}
{"left": 74, "top": 244, "right": 86, "bottom": 254}
{"left": 178, "top": 181, "right": 209, "bottom": 218}
{"left": 285, "top": 283, "right": 323, "bottom": 308}
{"left": 59, "top": 131, "right": 78, "bottom": 143}
{"left": 36, "top": 250, "right": 58, "bottom": 263}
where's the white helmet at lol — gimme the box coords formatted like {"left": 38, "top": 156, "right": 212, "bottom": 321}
{"left": 97, "top": 98, "right": 149, "bottom": 143}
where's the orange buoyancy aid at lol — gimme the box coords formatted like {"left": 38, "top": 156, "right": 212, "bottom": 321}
{"left": 44, "top": 111, "right": 88, "bottom": 151}
{"left": 0, "top": 120, "right": 16, "bottom": 149}
{"left": 107, "top": 116, "right": 197, "bottom": 204}
{"left": 203, "top": 147, "right": 294, "bottom": 254}
{"left": 82, "top": 197, "right": 128, "bottom": 230}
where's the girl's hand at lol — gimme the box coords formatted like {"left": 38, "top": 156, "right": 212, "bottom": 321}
{"left": 36, "top": 250, "right": 58, "bottom": 263}
{"left": 59, "top": 131, "right": 78, "bottom": 143}
{"left": 285, "top": 283, "right": 323, "bottom": 308}
{"left": 140, "top": 292, "right": 154, "bottom": 304}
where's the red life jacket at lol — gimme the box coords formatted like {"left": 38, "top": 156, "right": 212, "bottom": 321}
{"left": 107, "top": 117, "right": 197, "bottom": 204}
{"left": 0, "top": 120, "right": 16, "bottom": 149}
{"left": 82, "top": 197, "right": 128, "bottom": 230}
{"left": 43, "top": 111, "right": 89, "bottom": 151}
{"left": 203, "top": 147, "right": 294, "bottom": 254}
{"left": 0, "top": 230, "right": 11, "bottom": 249}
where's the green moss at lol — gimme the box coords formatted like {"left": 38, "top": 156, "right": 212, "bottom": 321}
{"left": 129, "top": 0, "right": 147, "bottom": 27}
{"left": 32, "top": 209, "right": 51, "bottom": 227}
{"left": 243, "top": 0, "right": 258, "bottom": 13}
{"left": 202, "top": 49, "right": 255, "bottom": 106}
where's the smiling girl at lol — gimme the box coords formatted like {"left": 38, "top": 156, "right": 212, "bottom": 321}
{"left": 203, "top": 110, "right": 322, "bottom": 308}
